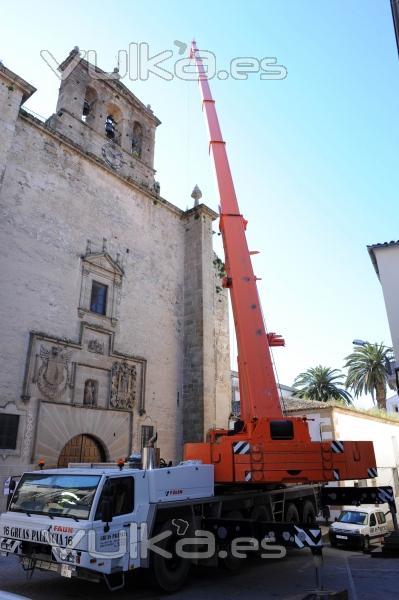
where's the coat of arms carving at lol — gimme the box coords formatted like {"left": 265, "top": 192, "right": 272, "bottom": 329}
{"left": 87, "top": 339, "right": 104, "bottom": 354}
{"left": 110, "top": 361, "right": 136, "bottom": 409}
{"left": 37, "top": 345, "right": 71, "bottom": 401}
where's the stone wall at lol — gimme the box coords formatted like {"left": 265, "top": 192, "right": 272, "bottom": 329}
{"left": 0, "top": 113, "right": 186, "bottom": 463}
{"left": 182, "top": 209, "right": 231, "bottom": 443}
{"left": 0, "top": 59, "right": 232, "bottom": 511}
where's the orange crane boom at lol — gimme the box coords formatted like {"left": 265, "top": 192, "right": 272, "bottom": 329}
{"left": 189, "top": 40, "right": 281, "bottom": 422}
{"left": 184, "top": 40, "right": 376, "bottom": 487}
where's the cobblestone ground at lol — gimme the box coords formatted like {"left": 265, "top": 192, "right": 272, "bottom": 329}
{"left": 0, "top": 547, "right": 398, "bottom": 599}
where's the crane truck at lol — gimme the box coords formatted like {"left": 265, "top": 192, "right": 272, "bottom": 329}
{"left": 0, "top": 41, "right": 395, "bottom": 593}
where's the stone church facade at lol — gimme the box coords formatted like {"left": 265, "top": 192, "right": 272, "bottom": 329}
{"left": 0, "top": 50, "right": 231, "bottom": 503}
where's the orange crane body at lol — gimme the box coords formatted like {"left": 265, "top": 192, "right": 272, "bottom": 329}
{"left": 184, "top": 41, "right": 376, "bottom": 486}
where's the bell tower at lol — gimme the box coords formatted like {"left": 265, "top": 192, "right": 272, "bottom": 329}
{"left": 47, "top": 48, "right": 160, "bottom": 191}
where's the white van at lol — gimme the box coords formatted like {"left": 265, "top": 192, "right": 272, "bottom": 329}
{"left": 329, "top": 506, "right": 391, "bottom": 551}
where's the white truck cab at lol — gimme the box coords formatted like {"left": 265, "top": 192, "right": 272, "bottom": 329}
{"left": 0, "top": 463, "right": 214, "bottom": 589}
{"left": 329, "top": 506, "right": 391, "bottom": 551}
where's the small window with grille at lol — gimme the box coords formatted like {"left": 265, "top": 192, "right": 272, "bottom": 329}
{"left": 0, "top": 414, "right": 19, "bottom": 449}
{"left": 90, "top": 281, "right": 108, "bottom": 315}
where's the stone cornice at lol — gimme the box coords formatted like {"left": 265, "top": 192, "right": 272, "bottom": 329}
{"left": 19, "top": 109, "right": 184, "bottom": 217}
{"left": 286, "top": 403, "right": 399, "bottom": 426}
{"left": 0, "top": 63, "right": 36, "bottom": 103}
{"left": 183, "top": 203, "right": 218, "bottom": 221}
{"left": 18, "top": 109, "right": 218, "bottom": 222}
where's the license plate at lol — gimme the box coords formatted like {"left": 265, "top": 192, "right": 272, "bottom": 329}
{"left": 336, "top": 535, "right": 348, "bottom": 540}
{"left": 61, "top": 564, "right": 72, "bottom": 578}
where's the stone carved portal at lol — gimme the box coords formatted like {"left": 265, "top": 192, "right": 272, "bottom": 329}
{"left": 37, "top": 346, "right": 71, "bottom": 401}
{"left": 111, "top": 361, "right": 136, "bottom": 409}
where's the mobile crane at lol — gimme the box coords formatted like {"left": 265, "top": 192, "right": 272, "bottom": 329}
{"left": 0, "top": 41, "right": 395, "bottom": 595}
{"left": 184, "top": 41, "right": 376, "bottom": 487}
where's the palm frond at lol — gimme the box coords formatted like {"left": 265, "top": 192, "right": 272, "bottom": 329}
{"left": 344, "top": 342, "right": 393, "bottom": 409}
{"left": 292, "top": 365, "right": 352, "bottom": 405}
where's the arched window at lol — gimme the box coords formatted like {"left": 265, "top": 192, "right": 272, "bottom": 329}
{"left": 104, "top": 103, "right": 122, "bottom": 144}
{"left": 83, "top": 379, "right": 98, "bottom": 407}
{"left": 105, "top": 115, "right": 117, "bottom": 139}
{"left": 132, "top": 121, "right": 143, "bottom": 158}
{"left": 82, "top": 86, "right": 97, "bottom": 123}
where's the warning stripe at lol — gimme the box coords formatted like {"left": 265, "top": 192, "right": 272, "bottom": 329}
{"left": 233, "top": 441, "right": 250, "bottom": 454}
{"left": 377, "top": 488, "right": 394, "bottom": 503}
{"left": 367, "top": 467, "right": 378, "bottom": 478}
{"left": 293, "top": 526, "right": 322, "bottom": 548}
{"left": 333, "top": 469, "right": 340, "bottom": 480}
{"left": 244, "top": 471, "right": 252, "bottom": 482}
{"left": 331, "top": 441, "right": 344, "bottom": 454}
{"left": 0, "top": 539, "right": 19, "bottom": 553}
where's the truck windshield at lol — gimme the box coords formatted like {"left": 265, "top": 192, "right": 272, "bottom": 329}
{"left": 9, "top": 473, "right": 101, "bottom": 520}
{"left": 338, "top": 510, "right": 368, "bottom": 525}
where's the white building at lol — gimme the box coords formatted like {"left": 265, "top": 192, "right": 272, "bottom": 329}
{"left": 387, "top": 394, "right": 399, "bottom": 413}
{"left": 368, "top": 240, "right": 399, "bottom": 394}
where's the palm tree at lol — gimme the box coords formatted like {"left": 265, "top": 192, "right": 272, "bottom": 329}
{"left": 344, "top": 342, "right": 393, "bottom": 410}
{"left": 292, "top": 366, "right": 352, "bottom": 404}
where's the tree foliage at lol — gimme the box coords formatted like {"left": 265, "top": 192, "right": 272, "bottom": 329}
{"left": 344, "top": 343, "right": 393, "bottom": 410}
{"left": 293, "top": 366, "right": 352, "bottom": 404}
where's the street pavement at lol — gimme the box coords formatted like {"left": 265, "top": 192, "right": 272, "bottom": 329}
{"left": 0, "top": 546, "right": 398, "bottom": 599}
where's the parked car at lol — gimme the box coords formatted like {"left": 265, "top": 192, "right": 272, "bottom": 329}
{"left": 329, "top": 506, "right": 391, "bottom": 551}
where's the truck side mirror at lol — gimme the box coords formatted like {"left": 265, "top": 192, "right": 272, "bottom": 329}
{"left": 102, "top": 498, "right": 113, "bottom": 532}
{"left": 6, "top": 478, "right": 17, "bottom": 510}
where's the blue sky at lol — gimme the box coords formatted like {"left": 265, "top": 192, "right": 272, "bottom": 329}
{"left": 1, "top": 1, "right": 398, "bottom": 406}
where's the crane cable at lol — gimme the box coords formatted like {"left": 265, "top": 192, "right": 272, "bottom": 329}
{"left": 185, "top": 65, "right": 190, "bottom": 206}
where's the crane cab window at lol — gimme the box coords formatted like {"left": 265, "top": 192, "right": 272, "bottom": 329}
{"left": 270, "top": 420, "right": 294, "bottom": 440}
{"left": 95, "top": 476, "right": 134, "bottom": 519}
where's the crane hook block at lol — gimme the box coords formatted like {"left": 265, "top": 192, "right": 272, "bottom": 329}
{"left": 267, "top": 332, "right": 285, "bottom": 347}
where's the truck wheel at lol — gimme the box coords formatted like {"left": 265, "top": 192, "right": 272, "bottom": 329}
{"left": 220, "top": 510, "right": 244, "bottom": 571}
{"left": 250, "top": 505, "right": 272, "bottom": 557}
{"left": 150, "top": 520, "right": 191, "bottom": 592}
{"left": 251, "top": 505, "right": 272, "bottom": 522}
{"left": 302, "top": 500, "right": 316, "bottom": 525}
{"left": 285, "top": 503, "right": 299, "bottom": 523}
